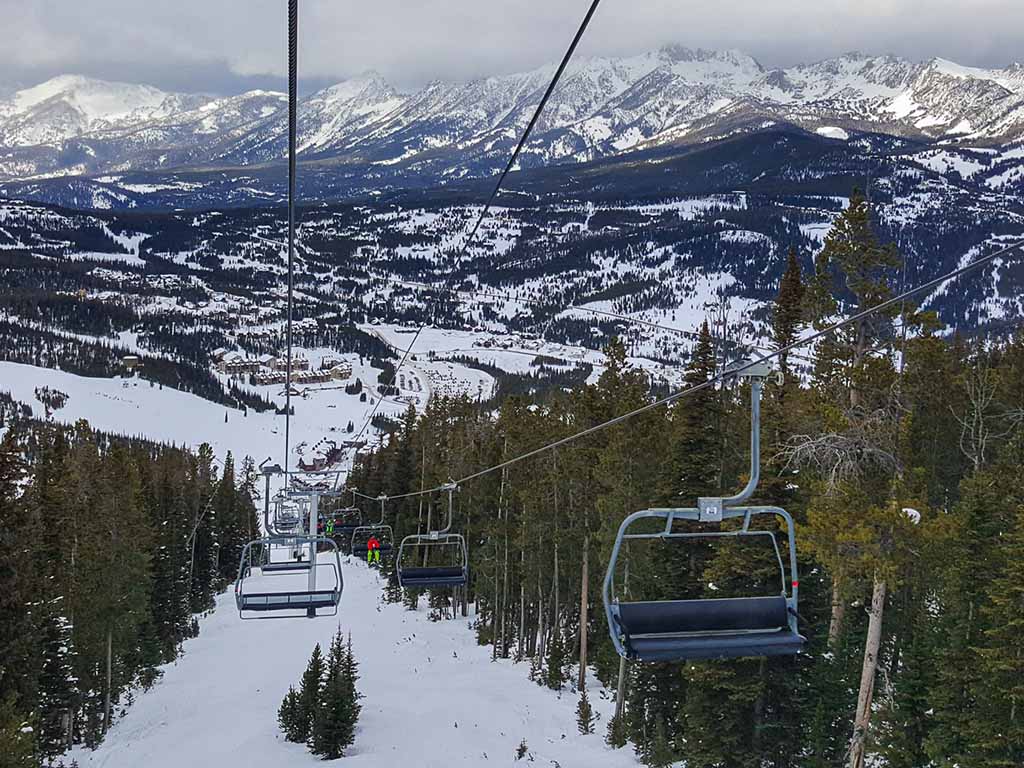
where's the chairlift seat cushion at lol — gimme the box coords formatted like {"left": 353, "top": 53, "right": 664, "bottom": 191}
{"left": 261, "top": 561, "right": 312, "bottom": 573}
{"left": 239, "top": 590, "right": 339, "bottom": 612}
{"left": 626, "top": 629, "right": 805, "bottom": 662}
{"left": 616, "top": 596, "right": 789, "bottom": 636}
{"left": 399, "top": 566, "right": 467, "bottom": 586}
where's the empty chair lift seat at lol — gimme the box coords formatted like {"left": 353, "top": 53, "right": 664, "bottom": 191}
{"left": 260, "top": 561, "right": 312, "bottom": 573}
{"left": 237, "top": 590, "right": 339, "bottom": 612}
{"left": 398, "top": 565, "right": 466, "bottom": 588}
{"left": 611, "top": 595, "right": 804, "bottom": 662}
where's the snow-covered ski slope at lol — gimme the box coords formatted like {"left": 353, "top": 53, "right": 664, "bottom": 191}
{"left": 0, "top": 360, "right": 405, "bottom": 467}
{"left": 69, "top": 560, "right": 638, "bottom": 768}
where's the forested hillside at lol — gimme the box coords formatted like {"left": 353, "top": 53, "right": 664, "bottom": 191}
{"left": 0, "top": 414, "right": 260, "bottom": 763}
{"left": 346, "top": 197, "right": 1024, "bottom": 767}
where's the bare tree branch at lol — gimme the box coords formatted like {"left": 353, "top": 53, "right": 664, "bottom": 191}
{"left": 777, "top": 407, "right": 900, "bottom": 494}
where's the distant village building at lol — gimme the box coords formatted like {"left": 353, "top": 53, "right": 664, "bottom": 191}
{"left": 253, "top": 371, "right": 288, "bottom": 386}
{"left": 216, "top": 351, "right": 260, "bottom": 375}
{"left": 330, "top": 361, "right": 353, "bottom": 380}
{"left": 121, "top": 355, "right": 141, "bottom": 371}
{"left": 215, "top": 351, "right": 241, "bottom": 371}
{"left": 253, "top": 367, "right": 336, "bottom": 386}
{"left": 294, "top": 370, "right": 332, "bottom": 384}
{"left": 223, "top": 358, "right": 260, "bottom": 375}
{"left": 273, "top": 355, "right": 310, "bottom": 372}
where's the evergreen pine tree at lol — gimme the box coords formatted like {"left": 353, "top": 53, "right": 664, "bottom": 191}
{"left": 972, "top": 502, "right": 1024, "bottom": 766}
{"left": 338, "top": 633, "right": 362, "bottom": 751}
{"left": 212, "top": 452, "right": 241, "bottom": 582}
{"left": 188, "top": 443, "right": 219, "bottom": 613}
{"left": 0, "top": 431, "right": 35, "bottom": 712}
{"left": 34, "top": 606, "right": 77, "bottom": 758}
{"left": 576, "top": 684, "right": 594, "bottom": 735}
{"left": 544, "top": 627, "right": 567, "bottom": 691}
{"left": 0, "top": 692, "right": 36, "bottom": 767}
{"left": 646, "top": 716, "right": 674, "bottom": 768}
{"left": 278, "top": 686, "right": 303, "bottom": 743}
{"left": 294, "top": 643, "right": 325, "bottom": 745}
{"left": 926, "top": 468, "right": 1011, "bottom": 766}
{"left": 312, "top": 630, "right": 361, "bottom": 758}
{"left": 773, "top": 246, "right": 805, "bottom": 379}
{"left": 606, "top": 711, "right": 628, "bottom": 749}
{"left": 874, "top": 611, "right": 935, "bottom": 768}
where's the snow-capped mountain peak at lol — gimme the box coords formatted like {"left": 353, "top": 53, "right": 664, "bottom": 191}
{"left": 2, "top": 46, "right": 1024, "bottom": 186}
{"left": 0, "top": 74, "right": 192, "bottom": 146}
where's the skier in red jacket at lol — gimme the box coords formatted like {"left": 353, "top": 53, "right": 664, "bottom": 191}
{"left": 367, "top": 534, "right": 381, "bottom": 565}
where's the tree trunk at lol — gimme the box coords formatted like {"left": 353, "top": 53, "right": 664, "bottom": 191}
{"left": 848, "top": 575, "right": 887, "bottom": 768}
{"left": 578, "top": 534, "right": 589, "bottom": 690}
{"left": 553, "top": 543, "right": 560, "bottom": 630}
{"left": 103, "top": 626, "right": 113, "bottom": 734}
{"left": 498, "top": 464, "right": 509, "bottom": 658}
{"left": 614, "top": 655, "right": 628, "bottom": 721}
{"left": 461, "top": 496, "right": 469, "bottom": 618}
{"left": 517, "top": 577, "right": 526, "bottom": 662}
{"left": 752, "top": 657, "right": 767, "bottom": 751}
{"left": 828, "top": 570, "right": 846, "bottom": 650}
{"left": 500, "top": 526, "right": 509, "bottom": 657}
{"left": 517, "top": 515, "right": 526, "bottom": 662}
{"left": 537, "top": 582, "right": 547, "bottom": 662}
{"left": 422, "top": 503, "right": 432, "bottom": 567}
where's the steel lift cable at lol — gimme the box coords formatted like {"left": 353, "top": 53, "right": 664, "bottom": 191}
{"left": 283, "top": 0, "right": 298, "bottom": 476}
{"left": 369, "top": 237, "right": 1024, "bottom": 501}
{"left": 379, "top": 274, "right": 815, "bottom": 364}
{"left": 346, "top": 0, "right": 606, "bottom": 456}
{"left": 235, "top": 0, "right": 345, "bottom": 619}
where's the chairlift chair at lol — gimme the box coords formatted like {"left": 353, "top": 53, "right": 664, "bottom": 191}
{"left": 350, "top": 495, "right": 394, "bottom": 558}
{"left": 236, "top": 535, "right": 343, "bottom": 618}
{"left": 274, "top": 498, "right": 303, "bottom": 532}
{"left": 601, "top": 361, "right": 805, "bottom": 662}
{"left": 239, "top": 471, "right": 345, "bottom": 618}
{"left": 396, "top": 485, "right": 468, "bottom": 588}
{"left": 320, "top": 506, "right": 363, "bottom": 538}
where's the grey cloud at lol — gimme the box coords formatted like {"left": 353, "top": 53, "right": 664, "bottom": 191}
{"left": 2, "top": 0, "right": 1022, "bottom": 94}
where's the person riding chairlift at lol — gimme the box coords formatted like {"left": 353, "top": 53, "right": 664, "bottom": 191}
{"left": 367, "top": 534, "right": 381, "bottom": 565}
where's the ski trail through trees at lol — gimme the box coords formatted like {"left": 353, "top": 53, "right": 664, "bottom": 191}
{"left": 69, "top": 559, "right": 639, "bottom": 768}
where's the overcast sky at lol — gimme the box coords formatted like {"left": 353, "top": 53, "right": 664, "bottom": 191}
{"left": 3, "top": 0, "right": 1022, "bottom": 94}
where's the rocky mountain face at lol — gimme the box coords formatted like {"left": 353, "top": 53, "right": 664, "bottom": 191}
{"left": 2, "top": 46, "right": 1023, "bottom": 205}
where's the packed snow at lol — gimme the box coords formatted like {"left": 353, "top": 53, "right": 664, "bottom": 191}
{"left": 0, "top": 361, "right": 402, "bottom": 470}
{"left": 815, "top": 126, "right": 849, "bottom": 141}
{"left": 66, "top": 543, "right": 637, "bottom": 768}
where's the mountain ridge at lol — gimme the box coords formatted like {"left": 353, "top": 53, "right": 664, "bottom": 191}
{"left": 1, "top": 45, "right": 1023, "bottom": 206}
